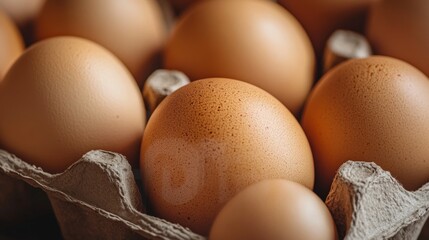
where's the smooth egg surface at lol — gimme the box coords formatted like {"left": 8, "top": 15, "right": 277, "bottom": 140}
{"left": 0, "top": 37, "right": 145, "bottom": 173}
{"left": 164, "top": 0, "right": 315, "bottom": 116}
{"left": 36, "top": 0, "right": 166, "bottom": 86}
{"left": 210, "top": 179, "right": 338, "bottom": 240}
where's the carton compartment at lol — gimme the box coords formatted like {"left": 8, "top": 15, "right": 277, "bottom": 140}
{"left": 0, "top": 149, "right": 427, "bottom": 239}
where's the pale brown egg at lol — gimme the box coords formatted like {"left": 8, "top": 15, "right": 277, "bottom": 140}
{"left": 141, "top": 78, "right": 314, "bottom": 235}
{"left": 164, "top": 0, "right": 315, "bottom": 116}
{"left": 366, "top": 0, "right": 429, "bottom": 77}
{"left": 35, "top": 0, "right": 166, "bottom": 87}
{"left": 0, "top": 37, "right": 145, "bottom": 173}
{"left": 0, "top": 10, "right": 24, "bottom": 80}
{"left": 301, "top": 56, "right": 429, "bottom": 198}
{"left": 278, "top": 0, "right": 377, "bottom": 67}
{"left": 210, "top": 179, "right": 337, "bottom": 240}
{"left": 0, "top": 0, "right": 45, "bottom": 26}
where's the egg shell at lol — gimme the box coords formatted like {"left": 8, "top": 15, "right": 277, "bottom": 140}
{"left": 0, "top": 36, "right": 145, "bottom": 173}
{"left": 301, "top": 56, "right": 429, "bottom": 198}
{"left": 210, "top": 179, "right": 337, "bottom": 240}
{"left": 164, "top": 0, "right": 315, "bottom": 116}
{"left": 141, "top": 78, "right": 314, "bottom": 235}
{"left": 0, "top": 9, "right": 24, "bottom": 80}
{"left": 36, "top": 0, "right": 166, "bottom": 87}
{"left": 366, "top": 0, "right": 429, "bottom": 78}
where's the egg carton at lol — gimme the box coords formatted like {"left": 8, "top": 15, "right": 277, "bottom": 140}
{"left": 0, "top": 149, "right": 427, "bottom": 240}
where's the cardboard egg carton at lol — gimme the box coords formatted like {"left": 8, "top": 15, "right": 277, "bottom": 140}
{"left": 0, "top": 149, "right": 427, "bottom": 239}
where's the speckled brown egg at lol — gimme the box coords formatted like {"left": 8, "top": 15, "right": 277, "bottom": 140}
{"left": 366, "top": 0, "right": 429, "bottom": 77}
{"left": 164, "top": 0, "right": 315, "bottom": 116}
{"left": 35, "top": 0, "right": 166, "bottom": 86}
{"left": 141, "top": 78, "right": 314, "bottom": 235}
{"left": 301, "top": 56, "right": 429, "bottom": 198}
{"left": 0, "top": 10, "right": 24, "bottom": 80}
{"left": 0, "top": 36, "right": 145, "bottom": 173}
{"left": 210, "top": 179, "right": 337, "bottom": 240}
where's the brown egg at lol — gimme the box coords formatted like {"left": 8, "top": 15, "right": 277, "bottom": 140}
{"left": 278, "top": 0, "right": 377, "bottom": 66}
{"left": 0, "top": 0, "right": 45, "bottom": 26}
{"left": 36, "top": 0, "right": 166, "bottom": 86}
{"left": 210, "top": 179, "right": 337, "bottom": 240}
{"left": 0, "top": 37, "right": 145, "bottom": 173}
{"left": 367, "top": 0, "right": 429, "bottom": 77}
{"left": 301, "top": 56, "right": 429, "bottom": 198}
{"left": 0, "top": 10, "right": 24, "bottom": 80}
{"left": 141, "top": 78, "right": 314, "bottom": 235}
{"left": 164, "top": 0, "right": 315, "bottom": 116}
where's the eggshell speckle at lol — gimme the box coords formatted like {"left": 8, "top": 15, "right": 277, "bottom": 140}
{"left": 210, "top": 179, "right": 337, "bottom": 240}
{"left": 141, "top": 78, "right": 314, "bottom": 235}
{"left": 0, "top": 37, "right": 145, "bottom": 173}
{"left": 301, "top": 56, "right": 429, "bottom": 198}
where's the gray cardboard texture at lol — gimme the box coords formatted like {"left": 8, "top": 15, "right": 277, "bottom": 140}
{"left": 326, "top": 161, "right": 429, "bottom": 240}
{"left": 0, "top": 149, "right": 204, "bottom": 240}
{"left": 0, "top": 149, "right": 427, "bottom": 239}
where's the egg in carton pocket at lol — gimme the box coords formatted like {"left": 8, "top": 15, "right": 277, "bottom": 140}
{"left": 0, "top": 148, "right": 427, "bottom": 240}
{"left": 0, "top": 64, "right": 427, "bottom": 239}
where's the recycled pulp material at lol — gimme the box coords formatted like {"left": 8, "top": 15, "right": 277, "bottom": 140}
{"left": 326, "top": 161, "right": 429, "bottom": 240}
{"left": 143, "top": 69, "right": 190, "bottom": 114}
{"left": 0, "top": 149, "right": 203, "bottom": 240}
{"left": 323, "top": 30, "right": 372, "bottom": 73}
{"left": 0, "top": 149, "right": 427, "bottom": 239}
